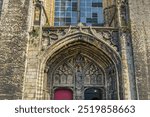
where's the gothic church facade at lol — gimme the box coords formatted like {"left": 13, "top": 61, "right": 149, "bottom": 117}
{"left": 0, "top": 0, "right": 150, "bottom": 100}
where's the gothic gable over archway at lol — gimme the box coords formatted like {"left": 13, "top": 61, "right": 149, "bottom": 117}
{"left": 33, "top": 25, "right": 122, "bottom": 100}
{"left": 41, "top": 24, "right": 119, "bottom": 53}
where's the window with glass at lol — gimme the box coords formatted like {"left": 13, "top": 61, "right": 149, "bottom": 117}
{"left": 80, "top": 0, "right": 104, "bottom": 26}
{"left": 54, "top": 0, "right": 104, "bottom": 26}
{"left": 54, "top": 0, "right": 78, "bottom": 26}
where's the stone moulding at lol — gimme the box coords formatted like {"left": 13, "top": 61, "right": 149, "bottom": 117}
{"left": 33, "top": 26, "right": 122, "bottom": 99}
{"left": 42, "top": 26, "right": 119, "bottom": 52}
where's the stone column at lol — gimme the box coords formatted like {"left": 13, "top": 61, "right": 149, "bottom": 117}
{"left": 117, "top": 0, "right": 131, "bottom": 99}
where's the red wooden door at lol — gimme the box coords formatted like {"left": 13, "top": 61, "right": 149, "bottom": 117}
{"left": 54, "top": 89, "right": 73, "bottom": 100}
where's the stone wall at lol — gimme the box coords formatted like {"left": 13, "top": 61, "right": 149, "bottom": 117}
{"left": 0, "top": 0, "right": 3, "bottom": 16}
{"left": 0, "top": 0, "right": 31, "bottom": 99}
{"left": 22, "top": 30, "right": 40, "bottom": 99}
{"left": 0, "top": 0, "right": 150, "bottom": 100}
{"left": 128, "top": 0, "right": 150, "bottom": 99}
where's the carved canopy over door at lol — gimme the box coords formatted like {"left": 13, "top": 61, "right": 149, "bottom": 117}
{"left": 49, "top": 53, "right": 105, "bottom": 100}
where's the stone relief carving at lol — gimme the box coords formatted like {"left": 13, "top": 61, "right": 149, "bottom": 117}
{"left": 105, "top": 65, "right": 117, "bottom": 99}
{"left": 75, "top": 69, "right": 83, "bottom": 89}
{"left": 53, "top": 63, "right": 73, "bottom": 85}
{"left": 117, "top": 0, "right": 129, "bottom": 26}
{"left": 29, "top": 29, "right": 40, "bottom": 47}
{"left": 84, "top": 64, "right": 103, "bottom": 85}
{"left": 91, "top": 29, "right": 117, "bottom": 47}
{"left": 51, "top": 54, "right": 104, "bottom": 99}
{"left": 42, "top": 26, "right": 119, "bottom": 51}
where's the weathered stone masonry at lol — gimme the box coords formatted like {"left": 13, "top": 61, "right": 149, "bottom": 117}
{"left": 0, "top": 0, "right": 150, "bottom": 100}
{"left": 128, "top": 0, "right": 150, "bottom": 99}
{"left": 0, "top": 0, "right": 30, "bottom": 99}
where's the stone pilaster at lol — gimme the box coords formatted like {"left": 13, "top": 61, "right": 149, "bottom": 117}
{"left": 117, "top": 0, "right": 137, "bottom": 99}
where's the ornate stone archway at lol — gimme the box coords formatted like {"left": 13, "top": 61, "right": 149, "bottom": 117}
{"left": 48, "top": 53, "right": 106, "bottom": 100}
{"left": 43, "top": 41, "right": 120, "bottom": 100}
{"left": 35, "top": 26, "right": 122, "bottom": 100}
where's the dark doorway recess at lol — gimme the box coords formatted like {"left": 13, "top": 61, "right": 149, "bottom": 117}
{"left": 84, "top": 88, "right": 103, "bottom": 100}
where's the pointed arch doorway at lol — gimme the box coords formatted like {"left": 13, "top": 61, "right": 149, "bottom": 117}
{"left": 43, "top": 40, "right": 121, "bottom": 100}
{"left": 51, "top": 53, "right": 106, "bottom": 100}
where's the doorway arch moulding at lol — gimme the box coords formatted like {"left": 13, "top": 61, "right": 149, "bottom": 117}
{"left": 35, "top": 25, "right": 122, "bottom": 100}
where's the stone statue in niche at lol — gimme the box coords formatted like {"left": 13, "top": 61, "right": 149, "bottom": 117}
{"left": 75, "top": 67, "right": 83, "bottom": 100}
{"left": 75, "top": 68, "right": 83, "bottom": 89}
{"left": 75, "top": 54, "right": 85, "bottom": 65}
{"left": 34, "top": 6, "right": 40, "bottom": 25}
{"left": 42, "top": 37, "right": 50, "bottom": 50}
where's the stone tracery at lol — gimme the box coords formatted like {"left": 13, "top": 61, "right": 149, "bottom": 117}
{"left": 34, "top": 14, "right": 122, "bottom": 100}
{"left": 44, "top": 43, "right": 120, "bottom": 99}
{"left": 49, "top": 53, "right": 106, "bottom": 99}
